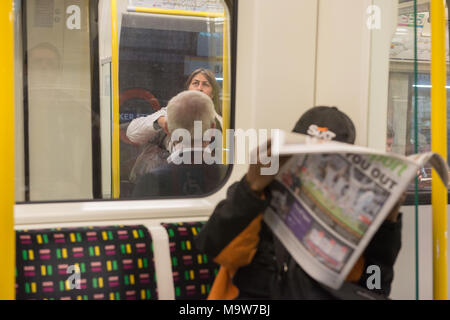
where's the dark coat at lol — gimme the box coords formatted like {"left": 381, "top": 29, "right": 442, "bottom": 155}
{"left": 195, "top": 177, "right": 402, "bottom": 299}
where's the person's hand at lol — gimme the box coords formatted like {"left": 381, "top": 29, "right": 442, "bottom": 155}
{"left": 386, "top": 192, "right": 407, "bottom": 222}
{"left": 157, "top": 116, "right": 169, "bottom": 134}
{"left": 245, "top": 140, "right": 290, "bottom": 194}
{"left": 157, "top": 116, "right": 167, "bottom": 129}
{"left": 246, "top": 163, "right": 277, "bottom": 194}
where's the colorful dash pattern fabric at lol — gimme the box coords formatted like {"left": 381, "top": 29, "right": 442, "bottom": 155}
{"left": 15, "top": 225, "right": 158, "bottom": 300}
{"left": 162, "top": 222, "right": 219, "bottom": 300}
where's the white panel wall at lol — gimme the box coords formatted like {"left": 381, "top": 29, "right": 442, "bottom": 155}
{"left": 99, "top": 0, "right": 112, "bottom": 62}
{"left": 367, "top": 0, "right": 398, "bottom": 151}
{"left": 315, "top": 0, "right": 372, "bottom": 146}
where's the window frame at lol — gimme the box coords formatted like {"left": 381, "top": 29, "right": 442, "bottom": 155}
{"left": 14, "top": 0, "right": 238, "bottom": 225}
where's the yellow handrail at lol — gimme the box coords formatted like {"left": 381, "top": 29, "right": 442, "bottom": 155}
{"left": 131, "top": 7, "right": 224, "bottom": 18}
{"left": 0, "top": 0, "right": 16, "bottom": 300}
{"left": 111, "top": 0, "right": 121, "bottom": 198}
{"left": 431, "top": 0, "right": 448, "bottom": 300}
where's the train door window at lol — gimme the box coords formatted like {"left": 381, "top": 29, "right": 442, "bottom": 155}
{"left": 14, "top": 0, "right": 235, "bottom": 203}
{"left": 114, "top": 0, "right": 233, "bottom": 199}
{"left": 387, "top": 0, "right": 450, "bottom": 201}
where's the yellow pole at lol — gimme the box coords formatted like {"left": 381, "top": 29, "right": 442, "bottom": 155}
{"left": 0, "top": 0, "right": 16, "bottom": 300}
{"left": 431, "top": 0, "right": 448, "bottom": 300}
{"left": 111, "top": 0, "right": 120, "bottom": 198}
{"left": 222, "top": 15, "right": 230, "bottom": 164}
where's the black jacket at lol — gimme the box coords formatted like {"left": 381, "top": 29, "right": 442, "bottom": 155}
{"left": 195, "top": 177, "right": 402, "bottom": 299}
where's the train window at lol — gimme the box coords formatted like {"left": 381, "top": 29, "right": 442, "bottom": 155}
{"left": 14, "top": 0, "right": 235, "bottom": 203}
{"left": 16, "top": 0, "right": 94, "bottom": 202}
{"left": 387, "top": 0, "right": 449, "bottom": 201}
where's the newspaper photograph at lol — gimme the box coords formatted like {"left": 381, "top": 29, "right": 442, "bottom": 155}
{"left": 263, "top": 131, "right": 449, "bottom": 290}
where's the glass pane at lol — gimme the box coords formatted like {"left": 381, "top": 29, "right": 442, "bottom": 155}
{"left": 100, "top": 61, "right": 113, "bottom": 199}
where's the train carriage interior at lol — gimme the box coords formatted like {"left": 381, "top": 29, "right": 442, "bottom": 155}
{"left": 2, "top": 0, "right": 450, "bottom": 300}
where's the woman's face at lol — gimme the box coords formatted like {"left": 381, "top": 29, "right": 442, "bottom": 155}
{"left": 188, "top": 73, "right": 213, "bottom": 98}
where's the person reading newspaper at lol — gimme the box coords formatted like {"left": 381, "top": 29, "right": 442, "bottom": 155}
{"left": 195, "top": 106, "right": 403, "bottom": 299}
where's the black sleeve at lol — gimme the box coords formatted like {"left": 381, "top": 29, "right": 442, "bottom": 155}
{"left": 357, "top": 214, "right": 402, "bottom": 296}
{"left": 195, "top": 176, "right": 271, "bottom": 257}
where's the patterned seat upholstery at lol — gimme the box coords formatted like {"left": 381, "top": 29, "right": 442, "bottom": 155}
{"left": 15, "top": 225, "right": 158, "bottom": 300}
{"left": 161, "top": 222, "right": 219, "bottom": 300}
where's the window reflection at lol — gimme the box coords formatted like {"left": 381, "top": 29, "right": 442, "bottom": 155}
{"left": 118, "top": 2, "right": 230, "bottom": 198}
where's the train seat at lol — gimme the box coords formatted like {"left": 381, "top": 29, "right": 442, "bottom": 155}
{"left": 15, "top": 222, "right": 217, "bottom": 300}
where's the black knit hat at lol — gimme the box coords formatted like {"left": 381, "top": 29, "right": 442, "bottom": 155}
{"left": 292, "top": 106, "right": 356, "bottom": 144}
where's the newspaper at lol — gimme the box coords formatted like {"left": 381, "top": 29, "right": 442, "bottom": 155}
{"left": 263, "top": 131, "right": 449, "bottom": 290}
